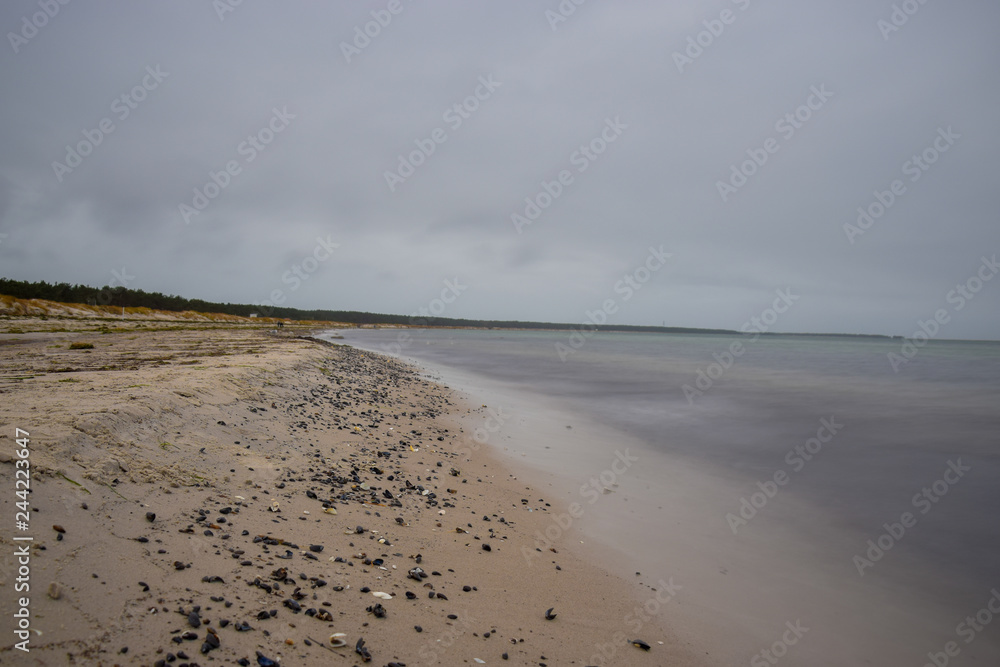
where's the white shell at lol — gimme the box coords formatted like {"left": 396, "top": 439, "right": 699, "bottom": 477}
{"left": 372, "top": 591, "right": 392, "bottom": 600}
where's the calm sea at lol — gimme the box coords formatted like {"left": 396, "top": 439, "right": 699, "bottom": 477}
{"left": 329, "top": 327, "right": 1000, "bottom": 665}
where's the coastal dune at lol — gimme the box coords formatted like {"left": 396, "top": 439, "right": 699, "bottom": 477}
{"left": 0, "top": 320, "right": 706, "bottom": 666}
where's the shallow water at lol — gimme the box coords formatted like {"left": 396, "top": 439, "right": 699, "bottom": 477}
{"left": 330, "top": 328, "right": 1000, "bottom": 665}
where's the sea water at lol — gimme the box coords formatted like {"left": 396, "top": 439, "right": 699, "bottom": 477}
{"left": 329, "top": 328, "right": 1000, "bottom": 666}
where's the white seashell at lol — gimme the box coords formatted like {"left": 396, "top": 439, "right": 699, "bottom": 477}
{"left": 438, "top": 509, "right": 446, "bottom": 515}
{"left": 329, "top": 632, "right": 347, "bottom": 647}
{"left": 372, "top": 591, "right": 392, "bottom": 599}
{"left": 324, "top": 507, "right": 338, "bottom": 515}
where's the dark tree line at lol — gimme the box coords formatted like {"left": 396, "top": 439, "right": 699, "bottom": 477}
{"left": 0, "top": 277, "right": 736, "bottom": 334}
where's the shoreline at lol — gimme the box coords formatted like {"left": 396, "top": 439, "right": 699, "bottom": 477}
{"left": 0, "top": 319, "right": 706, "bottom": 666}
{"left": 331, "top": 327, "right": 1000, "bottom": 667}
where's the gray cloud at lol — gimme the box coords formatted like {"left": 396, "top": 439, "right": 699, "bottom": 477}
{"left": 1, "top": 0, "right": 998, "bottom": 338}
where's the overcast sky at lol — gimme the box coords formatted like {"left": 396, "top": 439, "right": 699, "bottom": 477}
{"left": 1, "top": 1, "right": 998, "bottom": 338}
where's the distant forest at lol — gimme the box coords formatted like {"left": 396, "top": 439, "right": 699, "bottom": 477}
{"left": 0, "top": 277, "right": 734, "bottom": 334}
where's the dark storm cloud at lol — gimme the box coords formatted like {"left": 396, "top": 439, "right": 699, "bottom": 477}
{"left": 0, "top": 0, "right": 998, "bottom": 338}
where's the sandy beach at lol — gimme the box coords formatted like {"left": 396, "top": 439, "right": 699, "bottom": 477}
{"left": 0, "top": 318, "right": 707, "bottom": 666}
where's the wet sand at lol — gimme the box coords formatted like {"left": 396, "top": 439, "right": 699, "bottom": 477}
{"left": 0, "top": 319, "right": 708, "bottom": 666}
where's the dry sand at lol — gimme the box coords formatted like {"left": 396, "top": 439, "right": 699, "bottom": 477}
{"left": 0, "top": 319, "right": 709, "bottom": 666}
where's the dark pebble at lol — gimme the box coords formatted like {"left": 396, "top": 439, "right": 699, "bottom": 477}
{"left": 415, "top": 625, "right": 423, "bottom": 632}
{"left": 146, "top": 512, "right": 156, "bottom": 522}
